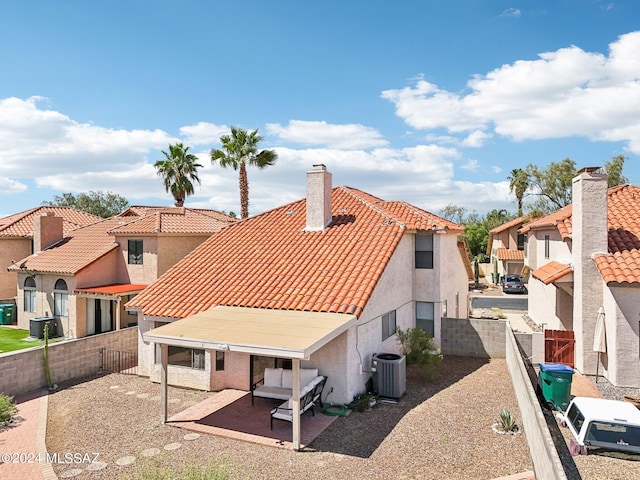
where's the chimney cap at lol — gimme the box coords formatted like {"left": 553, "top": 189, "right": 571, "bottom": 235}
{"left": 311, "top": 164, "right": 326, "bottom": 171}
{"left": 577, "top": 166, "right": 602, "bottom": 174}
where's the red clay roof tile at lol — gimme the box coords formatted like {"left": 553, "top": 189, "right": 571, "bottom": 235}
{"left": 496, "top": 248, "right": 525, "bottom": 261}
{"left": 0, "top": 206, "right": 101, "bottom": 238}
{"left": 127, "top": 186, "right": 463, "bottom": 319}
{"left": 531, "top": 261, "right": 573, "bottom": 285}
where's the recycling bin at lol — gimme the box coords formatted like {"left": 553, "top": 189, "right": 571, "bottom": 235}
{"left": 538, "top": 363, "right": 574, "bottom": 411}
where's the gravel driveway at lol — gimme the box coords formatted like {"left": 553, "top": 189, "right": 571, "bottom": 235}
{"left": 47, "top": 356, "right": 532, "bottom": 480}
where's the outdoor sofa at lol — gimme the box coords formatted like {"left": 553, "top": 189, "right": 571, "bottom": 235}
{"left": 251, "top": 367, "right": 325, "bottom": 406}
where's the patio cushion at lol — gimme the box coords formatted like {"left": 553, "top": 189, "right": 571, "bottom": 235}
{"left": 281, "top": 368, "right": 318, "bottom": 389}
{"left": 264, "top": 368, "right": 283, "bottom": 388}
{"left": 253, "top": 386, "right": 292, "bottom": 400}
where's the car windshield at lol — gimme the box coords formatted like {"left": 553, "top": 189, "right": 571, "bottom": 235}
{"left": 586, "top": 421, "right": 640, "bottom": 453}
{"left": 505, "top": 276, "right": 521, "bottom": 282}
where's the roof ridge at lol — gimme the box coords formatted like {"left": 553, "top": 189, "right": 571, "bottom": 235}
{"left": 338, "top": 186, "right": 405, "bottom": 227}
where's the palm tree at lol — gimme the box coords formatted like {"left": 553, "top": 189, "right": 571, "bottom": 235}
{"left": 154, "top": 143, "right": 203, "bottom": 207}
{"left": 210, "top": 127, "right": 278, "bottom": 219}
{"left": 508, "top": 168, "right": 529, "bottom": 217}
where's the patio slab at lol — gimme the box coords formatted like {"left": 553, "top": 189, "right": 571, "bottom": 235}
{"left": 168, "top": 389, "right": 338, "bottom": 450}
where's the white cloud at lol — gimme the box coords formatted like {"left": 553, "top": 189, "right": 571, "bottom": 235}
{"left": 462, "top": 130, "right": 492, "bottom": 147}
{"left": 382, "top": 31, "right": 640, "bottom": 154}
{"left": 501, "top": 8, "right": 522, "bottom": 18}
{"left": 266, "top": 120, "right": 388, "bottom": 149}
{"left": 491, "top": 166, "right": 503, "bottom": 174}
{"left": 461, "top": 160, "right": 479, "bottom": 171}
{"left": 179, "top": 122, "right": 229, "bottom": 145}
{"left": 0, "top": 177, "right": 28, "bottom": 194}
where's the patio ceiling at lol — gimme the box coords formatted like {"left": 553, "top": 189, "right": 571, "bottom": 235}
{"left": 143, "top": 306, "right": 357, "bottom": 360}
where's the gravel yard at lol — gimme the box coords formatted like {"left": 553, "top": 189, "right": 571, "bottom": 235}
{"left": 47, "top": 356, "right": 532, "bottom": 480}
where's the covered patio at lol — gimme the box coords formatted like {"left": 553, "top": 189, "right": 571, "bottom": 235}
{"left": 143, "top": 305, "right": 357, "bottom": 450}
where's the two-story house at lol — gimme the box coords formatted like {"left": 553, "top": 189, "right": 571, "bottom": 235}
{"left": 8, "top": 207, "right": 236, "bottom": 338}
{"left": 522, "top": 168, "right": 640, "bottom": 387}
{"left": 486, "top": 214, "right": 531, "bottom": 282}
{"left": 127, "top": 165, "right": 470, "bottom": 406}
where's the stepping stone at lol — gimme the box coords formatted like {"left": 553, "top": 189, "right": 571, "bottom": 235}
{"left": 150, "top": 395, "right": 161, "bottom": 402}
{"left": 168, "top": 398, "right": 181, "bottom": 404}
{"left": 60, "top": 468, "right": 84, "bottom": 478}
{"left": 141, "top": 448, "right": 160, "bottom": 457}
{"left": 125, "top": 390, "right": 136, "bottom": 395}
{"left": 86, "top": 461, "right": 108, "bottom": 471}
{"left": 116, "top": 455, "right": 136, "bottom": 466}
{"left": 164, "top": 442, "right": 182, "bottom": 451}
{"left": 136, "top": 393, "right": 149, "bottom": 399}
{"left": 109, "top": 385, "right": 120, "bottom": 390}
{"left": 184, "top": 433, "right": 200, "bottom": 441}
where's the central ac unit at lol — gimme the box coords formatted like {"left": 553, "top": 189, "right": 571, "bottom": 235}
{"left": 372, "top": 353, "right": 406, "bottom": 399}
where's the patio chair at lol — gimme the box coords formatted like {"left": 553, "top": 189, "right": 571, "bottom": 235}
{"left": 270, "top": 386, "right": 316, "bottom": 430}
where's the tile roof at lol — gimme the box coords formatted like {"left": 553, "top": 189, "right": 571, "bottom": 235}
{"left": 109, "top": 208, "right": 236, "bottom": 235}
{"left": 520, "top": 205, "right": 572, "bottom": 240}
{"left": 0, "top": 207, "right": 101, "bottom": 238}
{"left": 531, "top": 261, "right": 573, "bottom": 285}
{"left": 8, "top": 207, "right": 236, "bottom": 276}
{"left": 522, "top": 185, "right": 640, "bottom": 284}
{"left": 496, "top": 248, "right": 525, "bottom": 261}
{"left": 489, "top": 213, "right": 533, "bottom": 235}
{"left": 127, "top": 186, "right": 464, "bottom": 319}
{"left": 75, "top": 284, "right": 147, "bottom": 295}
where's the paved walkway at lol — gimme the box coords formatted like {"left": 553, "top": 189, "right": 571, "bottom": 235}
{"left": 0, "top": 389, "right": 56, "bottom": 479}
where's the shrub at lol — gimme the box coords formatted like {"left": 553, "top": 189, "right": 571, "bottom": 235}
{"left": 395, "top": 327, "right": 442, "bottom": 380}
{"left": 0, "top": 394, "right": 17, "bottom": 423}
{"left": 348, "top": 392, "right": 378, "bottom": 412}
{"left": 498, "top": 409, "right": 518, "bottom": 433}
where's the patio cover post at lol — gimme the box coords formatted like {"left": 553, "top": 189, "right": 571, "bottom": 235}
{"left": 160, "top": 343, "right": 168, "bottom": 424}
{"left": 292, "top": 358, "right": 301, "bottom": 450}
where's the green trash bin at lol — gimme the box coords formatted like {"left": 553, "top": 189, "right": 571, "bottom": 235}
{"left": 538, "top": 363, "right": 574, "bottom": 411}
{"left": 0, "top": 304, "right": 14, "bottom": 325}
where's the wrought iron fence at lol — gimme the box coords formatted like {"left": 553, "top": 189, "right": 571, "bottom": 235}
{"left": 101, "top": 347, "right": 138, "bottom": 375}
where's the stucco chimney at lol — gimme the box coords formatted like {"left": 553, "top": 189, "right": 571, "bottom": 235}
{"left": 572, "top": 167, "right": 608, "bottom": 375}
{"left": 305, "top": 164, "right": 332, "bottom": 232}
{"left": 33, "top": 212, "right": 64, "bottom": 253}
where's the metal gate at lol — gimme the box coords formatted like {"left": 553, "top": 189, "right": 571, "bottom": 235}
{"left": 544, "top": 329, "right": 575, "bottom": 367}
{"left": 101, "top": 347, "right": 138, "bottom": 375}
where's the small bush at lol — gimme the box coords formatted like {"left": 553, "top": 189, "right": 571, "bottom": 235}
{"left": 395, "top": 327, "right": 442, "bottom": 380}
{"left": 498, "top": 409, "right": 518, "bottom": 432}
{"left": 0, "top": 393, "right": 17, "bottom": 423}
{"left": 348, "top": 392, "right": 378, "bottom": 412}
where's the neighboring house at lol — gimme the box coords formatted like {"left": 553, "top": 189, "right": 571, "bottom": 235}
{"left": 486, "top": 214, "right": 531, "bottom": 282}
{"left": 0, "top": 206, "right": 101, "bottom": 303}
{"left": 8, "top": 207, "right": 236, "bottom": 338}
{"left": 127, "top": 165, "right": 470, "bottom": 406}
{"left": 522, "top": 168, "right": 640, "bottom": 387}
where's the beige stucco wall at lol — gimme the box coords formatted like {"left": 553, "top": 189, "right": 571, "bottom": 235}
{"left": 114, "top": 236, "right": 159, "bottom": 285}
{"left": 602, "top": 285, "right": 640, "bottom": 387}
{"left": 527, "top": 277, "right": 573, "bottom": 331}
{"left": 0, "top": 237, "right": 31, "bottom": 300}
{"left": 157, "top": 235, "right": 210, "bottom": 277}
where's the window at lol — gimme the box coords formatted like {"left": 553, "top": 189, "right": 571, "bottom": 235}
{"left": 416, "top": 302, "right": 435, "bottom": 337}
{"left": 381, "top": 310, "right": 397, "bottom": 341}
{"left": 517, "top": 234, "right": 525, "bottom": 251}
{"left": 215, "top": 351, "right": 225, "bottom": 371}
{"left": 54, "top": 279, "right": 68, "bottom": 317}
{"left": 23, "top": 277, "right": 36, "bottom": 313}
{"left": 128, "top": 239, "right": 143, "bottom": 265}
{"left": 155, "top": 345, "right": 205, "bottom": 370}
{"left": 415, "top": 232, "right": 434, "bottom": 269}
{"left": 544, "top": 235, "right": 550, "bottom": 259}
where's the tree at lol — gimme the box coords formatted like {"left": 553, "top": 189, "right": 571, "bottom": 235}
{"left": 484, "top": 209, "right": 513, "bottom": 231}
{"left": 507, "top": 168, "right": 529, "bottom": 217}
{"left": 42, "top": 191, "right": 129, "bottom": 218}
{"left": 464, "top": 222, "right": 489, "bottom": 258}
{"left": 210, "top": 127, "right": 278, "bottom": 219}
{"left": 602, "top": 155, "right": 629, "bottom": 187}
{"left": 438, "top": 204, "right": 467, "bottom": 225}
{"left": 154, "top": 143, "right": 202, "bottom": 207}
{"left": 525, "top": 158, "right": 576, "bottom": 213}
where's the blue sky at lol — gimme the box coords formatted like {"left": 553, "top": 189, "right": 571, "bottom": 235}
{"left": 1, "top": 1, "right": 639, "bottom": 218}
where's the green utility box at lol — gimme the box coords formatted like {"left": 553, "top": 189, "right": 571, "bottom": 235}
{"left": 0, "top": 304, "right": 14, "bottom": 325}
{"left": 538, "top": 363, "right": 574, "bottom": 411}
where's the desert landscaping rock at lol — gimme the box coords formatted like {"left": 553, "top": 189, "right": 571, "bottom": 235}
{"left": 59, "top": 468, "right": 84, "bottom": 478}
{"left": 164, "top": 442, "right": 182, "bottom": 451}
{"left": 168, "top": 398, "right": 181, "bottom": 404}
{"left": 86, "top": 461, "right": 108, "bottom": 471}
{"left": 125, "top": 390, "right": 136, "bottom": 395}
{"left": 140, "top": 447, "right": 160, "bottom": 457}
{"left": 136, "top": 393, "right": 149, "bottom": 399}
{"left": 115, "top": 455, "right": 136, "bottom": 466}
{"left": 109, "top": 385, "right": 120, "bottom": 390}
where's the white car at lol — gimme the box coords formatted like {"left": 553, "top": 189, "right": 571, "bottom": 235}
{"left": 558, "top": 396, "right": 640, "bottom": 456}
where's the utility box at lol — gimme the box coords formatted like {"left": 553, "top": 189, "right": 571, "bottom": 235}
{"left": 0, "top": 304, "right": 14, "bottom": 325}
{"left": 372, "top": 353, "right": 406, "bottom": 400}
{"left": 29, "top": 317, "right": 59, "bottom": 339}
